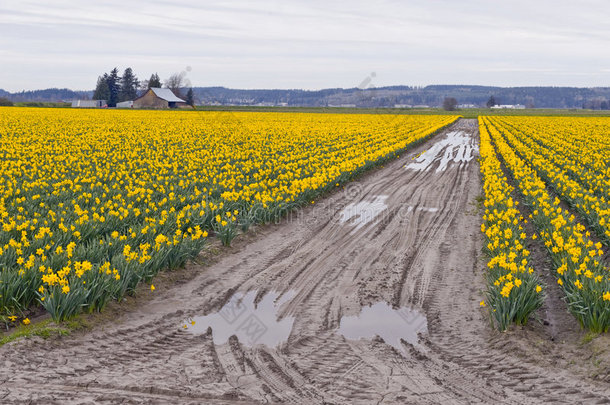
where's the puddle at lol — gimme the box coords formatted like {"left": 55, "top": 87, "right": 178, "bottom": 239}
{"left": 337, "top": 302, "right": 427, "bottom": 354}
{"left": 405, "top": 130, "right": 477, "bottom": 173}
{"left": 404, "top": 206, "right": 439, "bottom": 214}
{"left": 339, "top": 195, "right": 388, "bottom": 230}
{"left": 183, "top": 290, "right": 295, "bottom": 347}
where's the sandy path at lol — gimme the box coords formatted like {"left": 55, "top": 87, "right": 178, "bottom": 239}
{"left": 1, "top": 119, "right": 609, "bottom": 404}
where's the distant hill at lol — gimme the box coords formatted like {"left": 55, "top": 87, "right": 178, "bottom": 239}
{"left": 2, "top": 85, "right": 610, "bottom": 109}
{"left": 191, "top": 85, "right": 610, "bottom": 109}
{"left": 0, "top": 88, "right": 93, "bottom": 103}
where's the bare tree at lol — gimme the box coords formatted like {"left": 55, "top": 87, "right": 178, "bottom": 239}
{"left": 165, "top": 72, "right": 186, "bottom": 98}
{"left": 442, "top": 97, "right": 458, "bottom": 111}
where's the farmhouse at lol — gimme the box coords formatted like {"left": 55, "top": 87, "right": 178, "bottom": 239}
{"left": 133, "top": 88, "right": 186, "bottom": 108}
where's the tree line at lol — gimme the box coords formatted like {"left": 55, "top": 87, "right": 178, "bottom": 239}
{"left": 92, "top": 68, "right": 194, "bottom": 107}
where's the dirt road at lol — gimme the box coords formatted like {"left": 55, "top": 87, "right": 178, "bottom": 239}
{"left": 1, "top": 119, "right": 609, "bottom": 404}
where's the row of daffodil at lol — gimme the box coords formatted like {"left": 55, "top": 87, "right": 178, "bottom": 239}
{"left": 479, "top": 120, "right": 545, "bottom": 330}
{"left": 495, "top": 117, "right": 610, "bottom": 202}
{"left": 494, "top": 117, "right": 610, "bottom": 200}
{"left": 482, "top": 117, "right": 610, "bottom": 332}
{"left": 488, "top": 117, "right": 610, "bottom": 246}
{"left": 0, "top": 107, "right": 458, "bottom": 322}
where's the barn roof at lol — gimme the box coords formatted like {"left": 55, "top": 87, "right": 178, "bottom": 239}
{"left": 149, "top": 88, "right": 185, "bottom": 102}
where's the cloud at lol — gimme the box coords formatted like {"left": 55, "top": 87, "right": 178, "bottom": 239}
{"left": 1, "top": 0, "right": 610, "bottom": 91}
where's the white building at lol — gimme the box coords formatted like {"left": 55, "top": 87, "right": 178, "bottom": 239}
{"left": 71, "top": 100, "right": 107, "bottom": 108}
{"left": 491, "top": 104, "right": 526, "bottom": 109}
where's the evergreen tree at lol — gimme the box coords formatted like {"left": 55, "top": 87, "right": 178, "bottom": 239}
{"left": 106, "top": 67, "right": 121, "bottom": 107}
{"left": 93, "top": 74, "right": 110, "bottom": 101}
{"left": 148, "top": 73, "right": 162, "bottom": 89}
{"left": 185, "top": 88, "right": 194, "bottom": 106}
{"left": 486, "top": 95, "right": 496, "bottom": 108}
{"left": 119, "top": 67, "right": 139, "bottom": 101}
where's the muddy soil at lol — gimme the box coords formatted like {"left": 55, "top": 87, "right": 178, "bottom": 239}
{"left": 1, "top": 119, "right": 609, "bottom": 404}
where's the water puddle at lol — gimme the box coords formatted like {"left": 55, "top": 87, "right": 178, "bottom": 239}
{"left": 183, "top": 292, "right": 428, "bottom": 356}
{"left": 183, "top": 290, "right": 295, "bottom": 347}
{"left": 405, "top": 130, "right": 477, "bottom": 173}
{"left": 404, "top": 205, "right": 439, "bottom": 214}
{"left": 339, "top": 195, "right": 388, "bottom": 230}
{"left": 337, "top": 302, "right": 428, "bottom": 354}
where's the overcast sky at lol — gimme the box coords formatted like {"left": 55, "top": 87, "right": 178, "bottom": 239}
{"left": 1, "top": 0, "right": 610, "bottom": 92}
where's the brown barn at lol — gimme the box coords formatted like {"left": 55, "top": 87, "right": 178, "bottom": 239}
{"left": 133, "top": 88, "right": 186, "bottom": 109}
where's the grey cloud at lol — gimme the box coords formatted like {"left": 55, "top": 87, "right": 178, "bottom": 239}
{"left": 1, "top": 0, "right": 609, "bottom": 91}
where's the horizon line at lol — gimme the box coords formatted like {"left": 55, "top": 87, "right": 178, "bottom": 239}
{"left": 3, "top": 83, "right": 610, "bottom": 94}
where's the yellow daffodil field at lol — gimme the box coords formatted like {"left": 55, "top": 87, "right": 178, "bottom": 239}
{"left": 0, "top": 107, "right": 457, "bottom": 322}
{"left": 480, "top": 116, "right": 610, "bottom": 332}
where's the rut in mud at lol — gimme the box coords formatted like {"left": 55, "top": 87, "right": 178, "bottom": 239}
{"left": 1, "top": 119, "right": 609, "bottom": 404}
